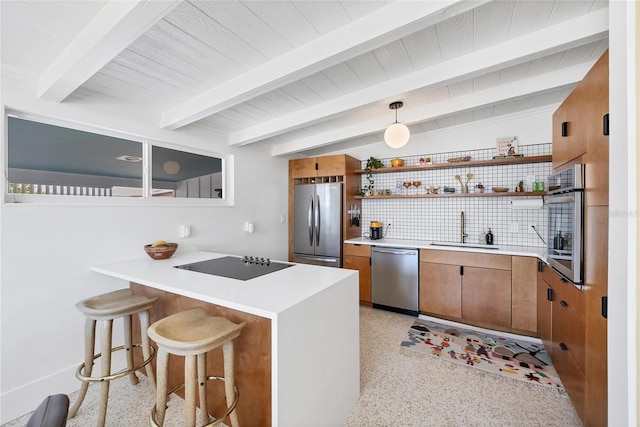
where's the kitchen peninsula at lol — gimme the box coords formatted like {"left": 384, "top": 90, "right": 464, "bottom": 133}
{"left": 92, "top": 251, "right": 359, "bottom": 427}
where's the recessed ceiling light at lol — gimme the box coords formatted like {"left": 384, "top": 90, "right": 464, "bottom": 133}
{"left": 116, "top": 155, "right": 142, "bottom": 162}
{"left": 162, "top": 160, "right": 180, "bottom": 175}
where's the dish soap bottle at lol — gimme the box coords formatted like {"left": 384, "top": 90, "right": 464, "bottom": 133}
{"left": 485, "top": 228, "right": 494, "bottom": 245}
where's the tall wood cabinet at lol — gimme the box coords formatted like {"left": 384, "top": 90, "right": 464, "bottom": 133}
{"left": 548, "top": 49, "right": 608, "bottom": 426}
{"left": 288, "top": 155, "right": 362, "bottom": 264}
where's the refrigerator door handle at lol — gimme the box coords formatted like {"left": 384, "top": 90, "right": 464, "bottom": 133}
{"left": 315, "top": 195, "right": 321, "bottom": 246}
{"left": 308, "top": 195, "right": 314, "bottom": 246}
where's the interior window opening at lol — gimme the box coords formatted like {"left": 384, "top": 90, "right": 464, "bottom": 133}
{"left": 6, "top": 116, "right": 224, "bottom": 200}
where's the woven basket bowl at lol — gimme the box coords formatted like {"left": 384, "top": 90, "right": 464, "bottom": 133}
{"left": 144, "top": 243, "right": 178, "bottom": 260}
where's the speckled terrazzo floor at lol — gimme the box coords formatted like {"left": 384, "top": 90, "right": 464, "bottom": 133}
{"left": 344, "top": 306, "right": 582, "bottom": 427}
{"left": 3, "top": 306, "right": 582, "bottom": 426}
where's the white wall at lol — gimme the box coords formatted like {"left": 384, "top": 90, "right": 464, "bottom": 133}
{"left": 0, "top": 78, "right": 290, "bottom": 423}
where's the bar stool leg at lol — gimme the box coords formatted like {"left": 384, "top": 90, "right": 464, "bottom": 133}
{"left": 222, "top": 341, "right": 240, "bottom": 427}
{"left": 68, "top": 318, "right": 96, "bottom": 418}
{"left": 97, "top": 319, "right": 113, "bottom": 427}
{"left": 123, "top": 314, "right": 139, "bottom": 385}
{"left": 139, "top": 309, "right": 156, "bottom": 390}
{"left": 184, "top": 354, "right": 197, "bottom": 426}
{"left": 197, "top": 353, "right": 209, "bottom": 425}
{"left": 154, "top": 347, "right": 169, "bottom": 426}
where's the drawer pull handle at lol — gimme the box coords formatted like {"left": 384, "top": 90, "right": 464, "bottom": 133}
{"left": 560, "top": 277, "right": 568, "bottom": 283}
{"left": 460, "top": 266, "right": 464, "bottom": 276}
{"left": 547, "top": 288, "right": 554, "bottom": 302}
{"left": 560, "top": 300, "right": 568, "bottom": 307}
{"left": 559, "top": 342, "right": 568, "bottom": 351}
{"left": 561, "top": 121, "right": 568, "bottom": 137}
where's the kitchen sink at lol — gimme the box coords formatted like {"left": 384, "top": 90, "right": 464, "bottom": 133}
{"left": 429, "top": 242, "right": 500, "bottom": 250}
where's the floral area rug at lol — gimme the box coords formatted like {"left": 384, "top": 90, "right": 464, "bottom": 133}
{"left": 401, "top": 318, "right": 564, "bottom": 391}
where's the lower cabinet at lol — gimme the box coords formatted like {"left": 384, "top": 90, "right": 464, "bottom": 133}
{"left": 538, "top": 264, "right": 586, "bottom": 421}
{"left": 419, "top": 250, "right": 535, "bottom": 332}
{"left": 343, "top": 244, "right": 371, "bottom": 305}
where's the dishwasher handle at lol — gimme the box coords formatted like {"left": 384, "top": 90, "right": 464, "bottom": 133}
{"left": 373, "top": 248, "right": 416, "bottom": 256}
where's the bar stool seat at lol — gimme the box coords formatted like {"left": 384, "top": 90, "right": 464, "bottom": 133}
{"left": 68, "top": 288, "right": 158, "bottom": 426}
{"left": 148, "top": 307, "right": 246, "bottom": 427}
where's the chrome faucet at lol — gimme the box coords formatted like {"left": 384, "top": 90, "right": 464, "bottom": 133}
{"left": 460, "top": 211, "right": 468, "bottom": 243}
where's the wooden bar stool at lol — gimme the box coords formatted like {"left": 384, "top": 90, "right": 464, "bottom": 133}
{"left": 68, "top": 288, "right": 158, "bottom": 426}
{"left": 148, "top": 307, "right": 246, "bottom": 427}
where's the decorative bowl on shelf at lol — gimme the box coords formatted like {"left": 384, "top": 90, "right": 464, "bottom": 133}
{"left": 390, "top": 158, "right": 405, "bottom": 167}
{"left": 491, "top": 187, "right": 509, "bottom": 193}
{"left": 144, "top": 242, "right": 178, "bottom": 260}
{"left": 447, "top": 156, "right": 471, "bottom": 163}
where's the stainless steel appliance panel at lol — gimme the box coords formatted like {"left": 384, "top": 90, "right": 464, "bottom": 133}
{"left": 293, "top": 183, "right": 343, "bottom": 267}
{"left": 293, "top": 184, "right": 315, "bottom": 256}
{"left": 315, "top": 183, "right": 342, "bottom": 258}
{"left": 546, "top": 164, "right": 584, "bottom": 285}
{"left": 371, "top": 247, "right": 419, "bottom": 315}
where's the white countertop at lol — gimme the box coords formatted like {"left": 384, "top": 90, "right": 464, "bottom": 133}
{"left": 345, "top": 237, "right": 546, "bottom": 260}
{"left": 92, "top": 251, "right": 357, "bottom": 319}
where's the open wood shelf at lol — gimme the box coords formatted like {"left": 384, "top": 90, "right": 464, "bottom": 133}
{"left": 354, "top": 155, "right": 552, "bottom": 174}
{"left": 355, "top": 191, "right": 547, "bottom": 199}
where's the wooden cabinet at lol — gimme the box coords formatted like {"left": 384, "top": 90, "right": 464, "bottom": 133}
{"left": 538, "top": 265, "right": 586, "bottom": 421}
{"left": 343, "top": 244, "right": 371, "bottom": 305}
{"left": 419, "top": 250, "right": 536, "bottom": 332}
{"left": 582, "top": 50, "right": 610, "bottom": 208}
{"left": 462, "top": 266, "right": 511, "bottom": 328}
{"left": 551, "top": 49, "right": 608, "bottom": 426}
{"left": 420, "top": 263, "right": 462, "bottom": 318}
{"left": 511, "top": 256, "right": 538, "bottom": 332}
{"left": 583, "top": 205, "right": 609, "bottom": 427}
{"left": 536, "top": 264, "right": 553, "bottom": 353}
{"left": 552, "top": 54, "right": 606, "bottom": 171}
{"left": 290, "top": 155, "right": 347, "bottom": 179}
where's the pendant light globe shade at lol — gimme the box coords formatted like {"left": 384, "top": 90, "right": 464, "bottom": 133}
{"left": 384, "top": 122, "right": 410, "bottom": 148}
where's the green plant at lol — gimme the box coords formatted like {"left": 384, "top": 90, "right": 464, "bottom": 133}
{"left": 364, "top": 156, "right": 384, "bottom": 194}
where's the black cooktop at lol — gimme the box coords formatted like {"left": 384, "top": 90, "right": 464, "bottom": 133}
{"left": 174, "top": 256, "right": 293, "bottom": 281}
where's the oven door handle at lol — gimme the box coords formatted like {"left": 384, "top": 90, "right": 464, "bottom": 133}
{"left": 545, "top": 195, "right": 575, "bottom": 204}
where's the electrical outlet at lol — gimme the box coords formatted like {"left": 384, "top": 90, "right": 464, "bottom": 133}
{"left": 509, "top": 222, "right": 519, "bottom": 232}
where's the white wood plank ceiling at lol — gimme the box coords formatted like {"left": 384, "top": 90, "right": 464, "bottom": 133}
{"left": 1, "top": 0, "right": 609, "bottom": 157}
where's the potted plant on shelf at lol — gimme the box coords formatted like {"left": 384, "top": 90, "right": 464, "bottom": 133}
{"left": 364, "top": 156, "right": 384, "bottom": 196}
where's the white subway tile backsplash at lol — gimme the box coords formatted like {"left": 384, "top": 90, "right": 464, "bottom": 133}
{"left": 361, "top": 143, "right": 551, "bottom": 247}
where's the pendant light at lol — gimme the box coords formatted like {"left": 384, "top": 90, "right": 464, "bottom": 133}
{"left": 384, "top": 101, "right": 410, "bottom": 148}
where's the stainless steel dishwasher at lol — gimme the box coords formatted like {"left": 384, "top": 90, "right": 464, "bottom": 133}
{"left": 371, "top": 247, "right": 419, "bottom": 316}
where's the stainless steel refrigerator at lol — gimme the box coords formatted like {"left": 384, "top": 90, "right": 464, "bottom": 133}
{"left": 293, "top": 182, "right": 342, "bottom": 268}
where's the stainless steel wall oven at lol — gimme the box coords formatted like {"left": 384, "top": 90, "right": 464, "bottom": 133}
{"left": 546, "top": 164, "right": 585, "bottom": 285}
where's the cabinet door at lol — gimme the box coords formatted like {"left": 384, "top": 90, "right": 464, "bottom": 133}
{"left": 317, "top": 155, "right": 346, "bottom": 176}
{"left": 419, "top": 262, "right": 461, "bottom": 318}
{"left": 552, "top": 104, "right": 567, "bottom": 170}
{"left": 511, "top": 256, "right": 537, "bottom": 332}
{"left": 537, "top": 272, "right": 553, "bottom": 356}
{"left": 583, "top": 205, "right": 608, "bottom": 426}
{"left": 462, "top": 267, "right": 512, "bottom": 328}
{"left": 583, "top": 50, "right": 609, "bottom": 207}
{"left": 290, "top": 158, "right": 318, "bottom": 178}
{"left": 344, "top": 255, "right": 371, "bottom": 304}
{"left": 564, "top": 81, "right": 587, "bottom": 162}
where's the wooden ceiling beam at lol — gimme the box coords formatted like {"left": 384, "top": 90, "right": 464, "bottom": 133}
{"left": 271, "top": 63, "right": 593, "bottom": 156}
{"left": 38, "top": 0, "right": 182, "bottom": 102}
{"left": 160, "top": 0, "right": 489, "bottom": 130}
{"left": 233, "top": 8, "right": 608, "bottom": 148}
